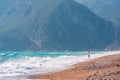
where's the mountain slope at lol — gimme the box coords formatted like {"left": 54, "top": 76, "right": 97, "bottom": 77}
{"left": 75, "top": 0, "right": 120, "bottom": 26}
{"left": 0, "top": 0, "right": 115, "bottom": 51}
{"left": 75, "top": 0, "right": 120, "bottom": 50}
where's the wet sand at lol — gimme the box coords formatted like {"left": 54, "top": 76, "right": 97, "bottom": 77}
{"left": 28, "top": 53, "right": 120, "bottom": 80}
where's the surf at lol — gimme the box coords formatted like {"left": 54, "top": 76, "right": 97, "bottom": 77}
{"left": 0, "top": 51, "right": 119, "bottom": 79}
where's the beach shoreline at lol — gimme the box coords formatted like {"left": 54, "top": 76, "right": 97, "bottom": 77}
{"left": 28, "top": 51, "right": 120, "bottom": 80}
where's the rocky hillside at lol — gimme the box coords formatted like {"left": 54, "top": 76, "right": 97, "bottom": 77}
{"left": 75, "top": 0, "right": 120, "bottom": 26}
{"left": 0, "top": 0, "right": 115, "bottom": 51}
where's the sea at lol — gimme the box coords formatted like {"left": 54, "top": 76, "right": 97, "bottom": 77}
{"left": 0, "top": 51, "right": 119, "bottom": 80}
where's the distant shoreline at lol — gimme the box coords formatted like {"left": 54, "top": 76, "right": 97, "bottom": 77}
{"left": 28, "top": 51, "right": 120, "bottom": 80}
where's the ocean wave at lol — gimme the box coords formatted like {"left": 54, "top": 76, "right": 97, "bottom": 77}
{"left": 0, "top": 55, "right": 88, "bottom": 77}
{"left": 0, "top": 51, "right": 119, "bottom": 78}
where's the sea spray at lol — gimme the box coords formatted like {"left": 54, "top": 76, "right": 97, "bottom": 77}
{"left": 0, "top": 51, "right": 119, "bottom": 78}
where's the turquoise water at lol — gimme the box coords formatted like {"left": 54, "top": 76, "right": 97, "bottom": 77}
{"left": 0, "top": 51, "right": 104, "bottom": 78}
{"left": 0, "top": 51, "right": 96, "bottom": 62}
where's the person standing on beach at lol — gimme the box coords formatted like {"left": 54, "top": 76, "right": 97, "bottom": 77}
{"left": 88, "top": 51, "right": 90, "bottom": 58}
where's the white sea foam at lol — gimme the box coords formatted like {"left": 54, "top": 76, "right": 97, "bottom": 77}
{"left": 0, "top": 51, "right": 120, "bottom": 79}
{"left": 0, "top": 56, "right": 86, "bottom": 77}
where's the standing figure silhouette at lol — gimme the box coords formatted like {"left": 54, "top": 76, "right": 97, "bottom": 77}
{"left": 88, "top": 51, "right": 90, "bottom": 58}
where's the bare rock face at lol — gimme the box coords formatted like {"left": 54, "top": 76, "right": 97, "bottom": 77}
{"left": 75, "top": 0, "right": 120, "bottom": 50}
{"left": 75, "top": 0, "right": 120, "bottom": 26}
{"left": 0, "top": 0, "right": 115, "bottom": 51}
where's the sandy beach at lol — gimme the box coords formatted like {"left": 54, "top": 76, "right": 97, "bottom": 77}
{"left": 28, "top": 52, "right": 120, "bottom": 80}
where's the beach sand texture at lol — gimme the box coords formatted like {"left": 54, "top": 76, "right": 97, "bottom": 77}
{"left": 29, "top": 53, "right": 120, "bottom": 80}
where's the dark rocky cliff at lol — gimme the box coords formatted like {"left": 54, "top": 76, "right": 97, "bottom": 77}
{"left": 0, "top": 0, "right": 116, "bottom": 51}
